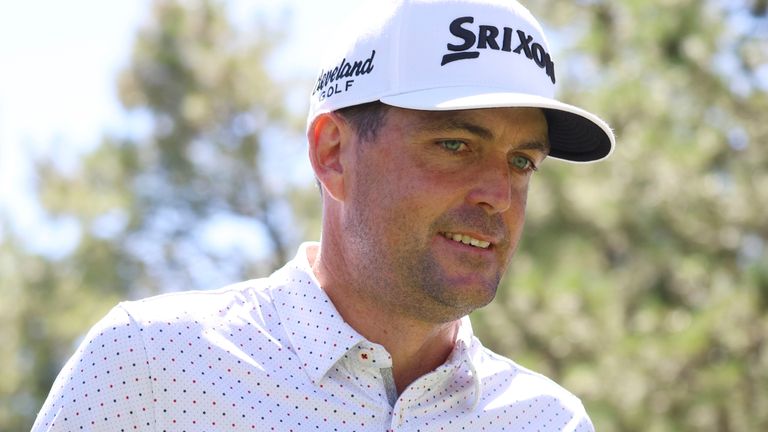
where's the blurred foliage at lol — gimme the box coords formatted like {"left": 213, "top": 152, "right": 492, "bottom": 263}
{"left": 1, "top": 0, "right": 767, "bottom": 431}
{"left": 1, "top": 0, "right": 314, "bottom": 430}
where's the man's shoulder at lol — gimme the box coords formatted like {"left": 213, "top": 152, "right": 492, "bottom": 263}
{"left": 117, "top": 277, "right": 275, "bottom": 326}
{"left": 468, "top": 342, "right": 594, "bottom": 429}
{"left": 472, "top": 340, "right": 588, "bottom": 409}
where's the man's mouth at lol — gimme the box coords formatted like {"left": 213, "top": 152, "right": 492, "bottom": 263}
{"left": 439, "top": 232, "right": 492, "bottom": 249}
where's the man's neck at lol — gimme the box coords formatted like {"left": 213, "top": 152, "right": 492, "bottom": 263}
{"left": 307, "top": 243, "right": 460, "bottom": 394}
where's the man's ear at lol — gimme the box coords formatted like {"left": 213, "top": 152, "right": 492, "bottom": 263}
{"left": 308, "top": 113, "right": 350, "bottom": 202}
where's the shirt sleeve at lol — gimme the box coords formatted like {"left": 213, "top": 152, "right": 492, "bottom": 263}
{"left": 568, "top": 401, "right": 596, "bottom": 432}
{"left": 31, "top": 304, "right": 156, "bottom": 432}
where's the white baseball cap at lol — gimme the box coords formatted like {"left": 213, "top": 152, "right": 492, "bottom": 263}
{"left": 307, "top": 0, "right": 615, "bottom": 163}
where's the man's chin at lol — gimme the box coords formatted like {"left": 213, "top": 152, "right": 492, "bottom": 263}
{"left": 422, "top": 272, "right": 501, "bottom": 316}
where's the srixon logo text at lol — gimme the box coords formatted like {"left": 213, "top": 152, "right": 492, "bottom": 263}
{"left": 313, "top": 50, "right": 376, "bottom": 101}
{"left": 441, "top": 16, "right": 556, "bottom": 84}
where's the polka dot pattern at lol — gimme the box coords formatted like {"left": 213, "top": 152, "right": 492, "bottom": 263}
{"left": 33, "top": 242, "right": 594, "bottom": 431}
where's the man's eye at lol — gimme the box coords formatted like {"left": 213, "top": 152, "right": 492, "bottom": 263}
{"left": 511, "top": 155, "right": 536, "bottom": 171}
{"left": 439, "top": 140, "right": 467, "bottom": 152}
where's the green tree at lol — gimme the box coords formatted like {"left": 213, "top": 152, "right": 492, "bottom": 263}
{"left": 2, "top": 1, "right": 311, "bottom": 430}
{"left": 471, "top": 1, "right": 768, "bottom": 431}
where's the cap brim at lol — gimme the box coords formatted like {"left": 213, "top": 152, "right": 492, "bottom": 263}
{"left": 380, "top": 87, "right": 614, "bottom": 163}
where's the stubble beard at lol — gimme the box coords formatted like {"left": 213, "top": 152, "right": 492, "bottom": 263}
{"left": 344, "top": 205, "right": 503, "bottom": 325}
{"left": 402, "top": 241, "right": 502, "bottom": 323}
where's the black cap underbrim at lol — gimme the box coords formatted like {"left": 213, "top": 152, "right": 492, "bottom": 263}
{"left": 544, "top": 109, "right": 613, "bottom": 162}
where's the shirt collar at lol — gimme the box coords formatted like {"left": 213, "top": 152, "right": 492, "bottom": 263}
{"left": 454, "top": 315, "right": 484, "bottom": 408}
{"left": 268, "top": 242, "right": 366, "bottom": 385}
{"left": 269, "top": 242, "right": 484, "bottom": 404}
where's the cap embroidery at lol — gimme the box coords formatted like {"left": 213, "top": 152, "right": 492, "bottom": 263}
{"left": 441, "top": 16, "right": 556, "bottom": 84}
{"left": 313, "top": 50, "right": 377, "bottom": 101}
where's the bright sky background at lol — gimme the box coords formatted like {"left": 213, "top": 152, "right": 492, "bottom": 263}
{"left": 0, "top": 0, "right": 375, "bottom": 255}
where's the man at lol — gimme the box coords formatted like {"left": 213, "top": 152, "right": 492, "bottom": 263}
{"left": 33, "top": 0, "right": 614, "bottom": 430}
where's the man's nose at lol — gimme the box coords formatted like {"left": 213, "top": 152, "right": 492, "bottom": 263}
{"left": 465, "top": 159, "right": 514, "bottom": 215}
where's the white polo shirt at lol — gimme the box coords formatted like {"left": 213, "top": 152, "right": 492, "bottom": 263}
{"left": 33, "top": 243, "right": 594, "bottom": 431}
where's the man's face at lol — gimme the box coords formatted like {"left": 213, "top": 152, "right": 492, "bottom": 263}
{"left": 340, "top": 106, "right": 549, "bottom": 323}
